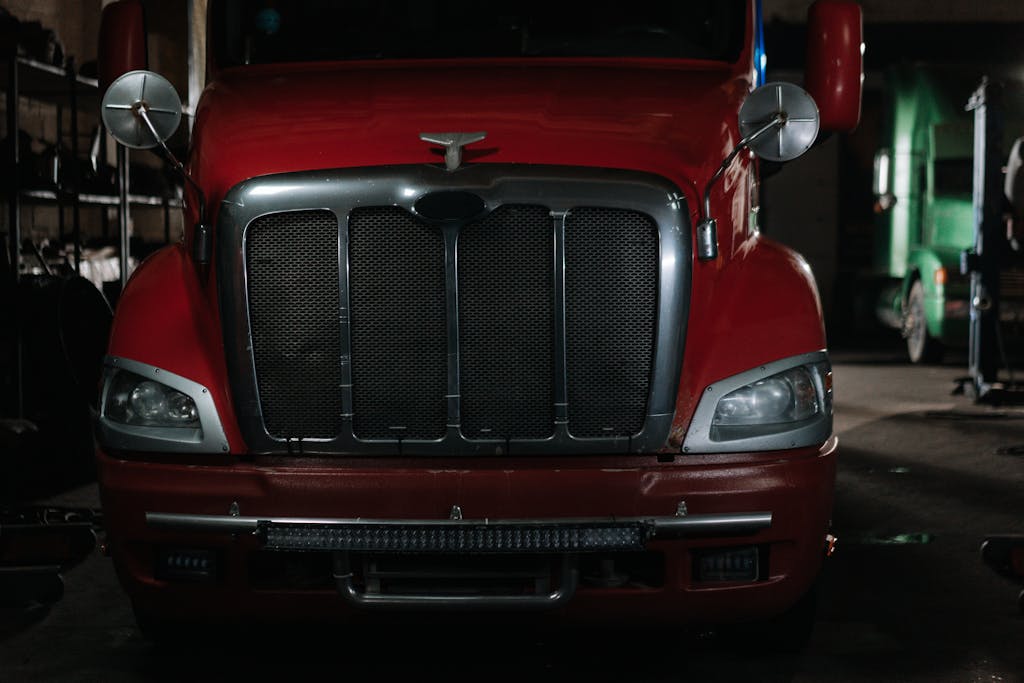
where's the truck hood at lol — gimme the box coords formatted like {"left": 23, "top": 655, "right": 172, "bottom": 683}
{"left": 191, "top": 60, "right": 750, "bottom": 208}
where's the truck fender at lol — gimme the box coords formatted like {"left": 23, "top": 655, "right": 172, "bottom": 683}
{"left": 107, "top": 244, "right": 245, "bottom": 451}
{"left": 672, "top": 237, "right": 827, "bottom": 441}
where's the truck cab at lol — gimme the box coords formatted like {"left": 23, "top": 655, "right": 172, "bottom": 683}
{"left": 874, "top": 65, "right": 1024, "bottom": 363}
{"left": 94, "top": 0, "right": 862, "bottom": 640}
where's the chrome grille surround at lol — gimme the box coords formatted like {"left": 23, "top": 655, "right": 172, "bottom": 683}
{"left": 218, "top": 165, "right": 690, "bottom": 455}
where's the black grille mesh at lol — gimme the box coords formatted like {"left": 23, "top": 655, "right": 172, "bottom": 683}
{"left": 244, "top": 202, "right": 660, "bottom": 446}
{"left": 458, "top": 205, "right": 554, "bottom": 439}
{"left": 246, "top": 210, "right": 343, "bottom": 439}
{"left": 348, "top": 207, "right": 447, "bottom": 440}
{"left": 565, "top": 208, "right": 658, "bottom": 437}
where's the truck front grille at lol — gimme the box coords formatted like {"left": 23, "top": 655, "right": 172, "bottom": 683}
{"left": 224, "top": 166, "right": 689, "bottom": 454}
{"left": 458, "top": 205, "right": 555, "bottom": 440}
{"left": 246, "top": 210, "right": 344, "bottom": 439}
{"left": 566, "top": 208, "right": 658, "bottom": 437}
{"left": 348, "top": 207, "right": 448, "bottom": 440}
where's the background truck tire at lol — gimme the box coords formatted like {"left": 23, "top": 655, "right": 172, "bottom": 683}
{"left": 905, "top": 279, "right": 945, "bottom": 364}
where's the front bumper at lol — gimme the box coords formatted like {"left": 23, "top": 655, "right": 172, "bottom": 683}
{"left": 98, "top": 436, "right": 837, "bottom": 625}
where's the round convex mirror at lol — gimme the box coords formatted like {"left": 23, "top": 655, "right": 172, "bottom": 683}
{"left": 101, "top": 70, "right": 182, "bottom": 149}
{"left": 739, "top": 82, "right": 820, "bottom": 163}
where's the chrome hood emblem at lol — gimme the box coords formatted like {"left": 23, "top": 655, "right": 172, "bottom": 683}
{"left": 420, "top": 131, "right": 487, "bottom": 171}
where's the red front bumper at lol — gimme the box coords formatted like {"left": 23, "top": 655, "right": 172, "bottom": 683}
{"left": 97, "top": 437, "right": 837, "bottom": 626}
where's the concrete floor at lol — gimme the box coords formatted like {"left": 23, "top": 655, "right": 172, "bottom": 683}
{"left": 2, "top": 350, "right": 1024, "bottom": 681}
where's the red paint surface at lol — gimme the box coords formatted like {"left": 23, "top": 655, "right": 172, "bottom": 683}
{"left": 99, "top": 438, "right": 836, "bottom": 624}
{"left": 108, "top": 245, "right": 244, "bottom": 451}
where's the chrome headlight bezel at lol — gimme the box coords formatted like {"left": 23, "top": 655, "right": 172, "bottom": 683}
{"left": 682, "top": 350, "right": 833, "bottom": 454}
{"left": 97, "top": 356, "right": 229, "bottom": 453}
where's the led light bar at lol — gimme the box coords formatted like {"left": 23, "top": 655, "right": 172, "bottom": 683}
{"left": 262, "top": 522, "right": 648, "bottom": 554}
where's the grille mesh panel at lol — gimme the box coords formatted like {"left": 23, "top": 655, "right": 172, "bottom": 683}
{"left": 458, "top": 205, "right": 554, "bottom": 439}
{"left": 565, "top": 208, "right": 658, "bottom": 437}
{"left": 246, "top": 210, "right": 343, "bottom": 439}
{"left": 348, "top": 207, "right": 447, "bottom": 440}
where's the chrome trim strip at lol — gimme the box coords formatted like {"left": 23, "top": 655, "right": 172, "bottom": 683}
{"left": 681, "top": 350, "right": 833, "bottom": 454}
{"left": 218, "top": 165, "right": 691, "bottom": 455}
{"left": 145, "top": 511, "right": 771, "bottom": 538}
{"left": 443, "top": 223, "right": 462, "bottom": 435}
{"left": 552, "top": 210, "right": 570, "bottom": 430}
{"left": 333, "top": 553, "right": 577, "bottom": 611}
{"left": 97, "top": 356, "right": 230, "bottom": 454}
{"left": 338, "top": 213, "right": 355, "bottom": 426}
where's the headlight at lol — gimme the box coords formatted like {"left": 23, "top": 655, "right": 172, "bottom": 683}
{"left": 714, "top": 366, "right": 820, "bottom": 429}
{"left": 97, "top": 357, "right": 229, "bottom": 453}
{"left": 682, "top": 352, "right": 833, "bottom": 453}
{"left": 712, "top": 363, "right": 831, "bottom": 441}
{"left": 104, "top": 370, "right": 199, "bottom": 427}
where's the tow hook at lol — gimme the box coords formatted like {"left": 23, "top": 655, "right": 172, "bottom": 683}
{"left": 824, "top": 533, "right": 838, "bottom": 557}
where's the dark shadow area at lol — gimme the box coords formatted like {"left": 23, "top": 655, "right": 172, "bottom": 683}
{"left": 0, "top": 605, "right": 51, "bottom": 643}
{"left": 117, "top": 623, "right": 805, "bottom": 683}
{"left": 812, "top": 407, "right": 1024, "bottom": 680}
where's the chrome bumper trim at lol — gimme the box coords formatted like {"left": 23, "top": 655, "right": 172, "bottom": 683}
{"left": 145, "top": 511, "right": 771, "bottom": 543}
{"left": 332, "top": 554, "right": 579, "bottom": 611}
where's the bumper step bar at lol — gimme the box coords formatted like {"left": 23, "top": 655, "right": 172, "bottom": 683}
{"left": 147, "top": 511, "right": 771, "bottom": 552}
{"left": 146, "top": 510, "right": 771, "bottom": 610}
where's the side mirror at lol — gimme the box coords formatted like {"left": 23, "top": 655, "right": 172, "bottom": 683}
{"left": 805, "top": 0, "right": 863, "bottom": 132}
{"left": 101, "top": 71, "right": 182, "bottom": 149}
{"left": 739, "top": 82, "right": 820, "bottom": 164}
{"left": 98, "top": 0, "right": 147, "bottom": 93}
{"left": 872, "top": 148, "right": 891, "bottom": 196}
{"left": 101, "top": 70, "right": 210, "bottom": 267}
{"left": 872, "top": 148, "right": 896, "bottom": 212}
{"left": 696, "top": 82, "right": 820, "bottom": 261}
{"left": 1007, "top": 138, "right": 1024, "bottom": 213}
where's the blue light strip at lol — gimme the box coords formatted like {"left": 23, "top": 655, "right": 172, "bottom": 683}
{"left": 754, "top": 0, "right": 767, "bottom": 86}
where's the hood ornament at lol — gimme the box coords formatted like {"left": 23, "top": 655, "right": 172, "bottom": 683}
{"left": 420, "top": 131, "right": 487, "bottom": 171}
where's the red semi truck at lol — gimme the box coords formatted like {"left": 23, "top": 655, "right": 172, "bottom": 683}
{"left": 93, "top": 0, "right": 862, "bottom": 639}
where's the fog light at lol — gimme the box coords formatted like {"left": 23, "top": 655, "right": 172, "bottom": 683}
{"left": 157, "top": 548, "right": 217, "bottom": 582}
{"left": 693, "top": 545, "right": 760, "bottom": 582}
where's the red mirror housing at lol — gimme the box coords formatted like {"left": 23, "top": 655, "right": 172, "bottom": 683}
{"left": 804, "top": 0, "right": 863, "bottom": 132}
{"left": 98, "top": 0, "right": 147, "bottom": 93}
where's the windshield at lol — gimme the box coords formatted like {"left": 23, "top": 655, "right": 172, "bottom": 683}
{"left": 211, "top": 0, "right": 747, "bottom": 67}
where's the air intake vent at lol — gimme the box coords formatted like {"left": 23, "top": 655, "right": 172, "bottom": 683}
{"left": 565, "top": 207, "right": 658, "bottom": 438}
{"left": 348, "top": 207, "right": 448, "bottom": 440}
{"left": 246, "top": 210, "right": 343, "bottom": 439}
{"left": 458, "top": 205, "right": 555, "bottom": 439}
{"left": 224, "top": 166, "right": 687, "bottom": 454}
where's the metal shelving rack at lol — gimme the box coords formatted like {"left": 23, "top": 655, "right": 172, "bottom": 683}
{"left": 2, "top": 53, "right": 181, "bottom": 419}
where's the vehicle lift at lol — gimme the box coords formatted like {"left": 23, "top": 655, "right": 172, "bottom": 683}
{"left": 965, "top": 79, "right": 1024, "bottom": 611}
{"left": 961, "top": 78, "right": 1024, "bottom": 402}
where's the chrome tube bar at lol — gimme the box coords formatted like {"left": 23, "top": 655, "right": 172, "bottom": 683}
{"left": 333, "top": 553, "right": 578, "bottom": 611}
{"left": 702, "top": 113, "right": 784, "bottom": 220}
{"left": 146, "top": 510, "right": 771, "bottom": 539}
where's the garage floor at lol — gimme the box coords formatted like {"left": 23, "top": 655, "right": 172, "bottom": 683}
{"left": 2, "top": 349, "right": 1024, "bottom": 682}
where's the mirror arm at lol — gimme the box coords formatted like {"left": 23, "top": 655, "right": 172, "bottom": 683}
{"left": 696, "top": 114, "right": 784, "bottom": 262}
{"left": 702, "top": 113, "right": 784, "bottom": 220}
{"left": 135, "top": 105, "right": 211, "bottom": 266}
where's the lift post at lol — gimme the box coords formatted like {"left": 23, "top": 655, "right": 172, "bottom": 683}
{"left": 963, "top": 79, "right": 1010, "bottom": 400}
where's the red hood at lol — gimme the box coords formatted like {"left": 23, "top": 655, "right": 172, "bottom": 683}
{"left": 191, "top": 59, "right": 751, "bottom": 209}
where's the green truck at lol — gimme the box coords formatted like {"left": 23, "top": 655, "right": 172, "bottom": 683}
{"left": 873, "top": 65, "right": 1024, "bottom": 363}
